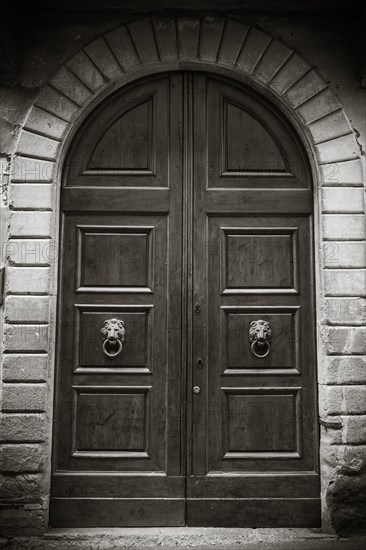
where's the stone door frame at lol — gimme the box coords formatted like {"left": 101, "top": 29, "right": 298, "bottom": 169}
{"left": 3, "top": 15, "right": 365, "bottom": 533}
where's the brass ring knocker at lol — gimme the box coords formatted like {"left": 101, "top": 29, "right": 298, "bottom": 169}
{"left": 102, "top": 337, "right": 123, "bottom": 358}
{"left": 250, "top": 339, "right": 270, "bottom": 358}
{"left": 101, "top": 318, "right": 125, "bottom": 359}
{"left": 249, "top": 320, "right": 272, "bottom": 359}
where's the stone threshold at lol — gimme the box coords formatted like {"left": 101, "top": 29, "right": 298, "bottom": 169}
{"left": 1, "top": 528, "right": 366, "bottom": 550}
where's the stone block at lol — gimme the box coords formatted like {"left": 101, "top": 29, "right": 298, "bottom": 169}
{"left": 322, "top": 214, "right": 365, "bottom": 239}
{"left": 6, "top": 240, "right": 55, "bottom": 266}
{"left": 320, "top": 422, "right": 343, "bottom": 445}
{"left": 318, "top": 385, "right": 343, "bottom": 416}
{"left": 16, "top": 131, "right": 59, "bottom": 160}
{"left": 316, "top": 134, "right": 359, "bottom": 164}
{"left": 3, "top": 323, "right": 49, "bottom": 352}
{"left": 84, "top": 38, "right": 122, "bottom": 81}
{"left": 322, "top": 356, "right": 366, "bottom": 385}
{"left": 324, "top": 326, "right": 366, "bottom": 354}
{"left": 253, "top": 39, "right": 292, "bottom": 83}
{"left": 217, "top": 19, "right": 249, "bottom": 67}
{"left": 50, "top": 66, "right": 92, "bottom": 106}
{"left": 270, "top": 53, "right": 310, "bottom": 95}
{"left": 129, "top": 18, "right": 160, "bottom": 65}
{"left": 24, "top": 106, "right": 69, "bottom": 140}
{"left": 9, "top": 184, "right": 54, "bottom": 210}
{"left": 0, "top": 504, "right": 44, "bottom": 535}
{"left": 0, "top": 414, "right": 46, "bottom": 442}
{"left": 340, "top": 445, "right": 366, "bottom": 474}
{"left": 8, "top": 212, "right": 53, "bottom": 238}
{"left": 105, "top": 26, "right": 141, "bottom": 72}
{"left": 319, "top": 385, "right": 366, "bottom": 415}
{"left": 198, "top": 16, "right": 225, "bottom": 63}
{"left": 2, "top": 384, "right": 47, "bottom": 412}
{"left": 2, "top": 354, "right": 48, "bottom": 382}
{"left": 66, "top": 50, "right": 105, "bottom": 91}
{"left": 6, "top": 267, "right": 50, "bottom": 294}
{"left": 324, "top": 270, "right": 366, "bottom": 296}
{"left": 236, "top": 27, "right": 271, "bottom": 75}
{"left": 285, "top": 69, "right": 326, "bottom": 108}
{"left": 1, "top": 444, "right": 45, "bottom": 473}
{"left": 343, "top": 387, "right": 366, "bottom": 414}
{"left": 297, "top": 88, "right": 340, "bottom": 125}
{"left": 151, "top": 15, "right": 178, "bottom": 64}
{"left": 322, "top": 188, "right": 364, "bottom": 213}
{"left": 308, "top": 110, "right": 351, "bottom": 144}
{"left": 324, "top": 298, "right": 366, "bottom": 325}
{"left": 35, "top": 86, "right": 79, "bottom": 123}
{"left": 320, "top": 159, "right": 364, "bottom": 185}
{"left": 11, "top": 156, "right": 55, "bottom": 183}
{"left": 327, "top": 473, "right": 366, "bottom": 536}
{"left": 323, "top": 242, "right": 366, "bottom": 268}
{"left": 343, "top": 416, "right": 366, "bottom": 445}
{"left": 5, "top": 296, "right": 49, "bottom": 323}
{"left": 176, "top": 17, "right": 200, "bottom": 62}
{"left": 0, "top": 473, "right": 43, "bottom": 503}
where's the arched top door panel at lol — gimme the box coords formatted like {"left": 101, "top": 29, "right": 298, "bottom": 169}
{"left": 64, "top": 75, "right": 171, "bottom": 188}
{"left": 63, "top": 72, "right": 311, "bottom": 190}
{"left": 204, "top": 77, "right": 311, "bottom": 189}
{"left": 88, "top": 98, "right": 153, "bottom": 173}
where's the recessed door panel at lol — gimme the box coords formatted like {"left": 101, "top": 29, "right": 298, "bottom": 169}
{"left": 88, "top": 99, "right": 153, "bottom": 171}
{"left": 223, "top": 388, "right": 300, "bottom": 455}
{"left": 224, "top": 100, "right": 287, "bottom": 172}
{"left": 221, "top": 229, "right": 297, "bottom": 293}
{"left": 77, "top": 227, "right": 153, "bottom": 291}
{"left": 75, "top": 305, "right": 151, "bottom": 370}
{"left": 73, "top": 387, "right": 149, "bottom": 454}
{"left": 223, "top": 307, "right": 299, "bottom": 371}
{"left": 206, "top": 77, "right": 311, "bottom": 188}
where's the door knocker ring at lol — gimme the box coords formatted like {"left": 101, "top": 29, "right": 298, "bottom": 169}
{"left": 101, "top": 318, "right": 125, "bottom": 359}
{"left": 249, "top": 320, "right": 272, "bottom": 359}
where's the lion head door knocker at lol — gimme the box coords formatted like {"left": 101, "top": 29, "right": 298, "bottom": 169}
{"left": 249, "top": 320, "right": 272, "bottom": 359}
{"left": 101, "top": 318, "right": 125, "bottom": 359}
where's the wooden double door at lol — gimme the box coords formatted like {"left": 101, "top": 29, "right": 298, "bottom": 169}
{"left": 51, "top": 72, "right": 320, "bottom": 527}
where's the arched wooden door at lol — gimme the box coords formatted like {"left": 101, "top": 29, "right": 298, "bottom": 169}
{"left": 51, "top": 72, "right": 320, "bottom": 527}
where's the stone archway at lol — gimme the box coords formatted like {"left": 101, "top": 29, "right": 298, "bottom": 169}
{"left": 4, "top": 15, "right": 365, "bottom": 533}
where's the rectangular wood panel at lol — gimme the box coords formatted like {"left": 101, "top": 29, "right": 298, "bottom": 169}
{"left": 73, "top": 387, "right": 149, "bottom": 454}
{"left": 223, "top": 306, "right": 300, "bottom": 372}
{"left": 77, "top": 226, "right": 153, "bottom": 291}
{"left": 220, "top": 227, "right": 298, "bottom": 293}
{"left": 75, "top": 306, "right": 152, "bottom": 370}
{"left": 222, "top": 387, "right": 301, "bottom": 456}
{"left": 61, "top": 188, "right": 170, "bottom": 212}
